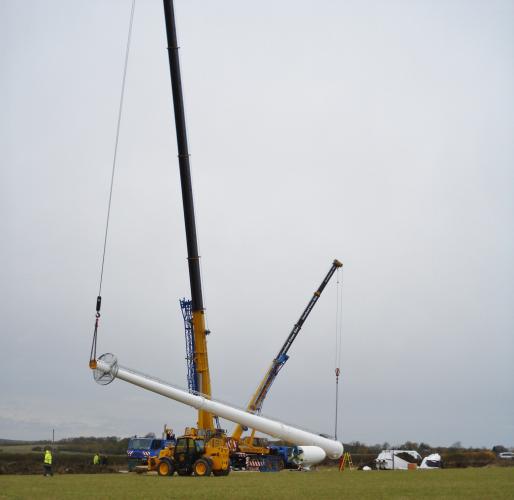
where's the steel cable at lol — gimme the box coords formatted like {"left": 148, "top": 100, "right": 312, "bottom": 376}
{"left": 90, "top": 0, "right": 136, "bottom": 366}
{"left": 98, "top": 0, "right": 136, "bottom": 296}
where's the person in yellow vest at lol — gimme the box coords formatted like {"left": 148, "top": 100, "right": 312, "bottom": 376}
{"left": 43, "top": 448, "right": 53, "bottom": 476}
{"left": 93, "top": 453, "right": 100, "bottom": 465}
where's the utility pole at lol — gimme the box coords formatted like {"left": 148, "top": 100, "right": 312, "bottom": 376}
{"left": 334, "top": 368, "right": 340, "bottom": 440}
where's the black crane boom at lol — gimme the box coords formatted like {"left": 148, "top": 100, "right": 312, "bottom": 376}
{"left": 163, "top": 0, "right": 213, "bottom": 430}
{"left": 232, "top": 259, "right": 342, "bottom": 441}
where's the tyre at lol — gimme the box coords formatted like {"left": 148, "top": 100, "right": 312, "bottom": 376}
{"left": 157, "top": 458, "right": 174, "bottom": 477}
{"left": 193, "top": 458, "right": 212, "bottom": 477}
{"left": 212, "top": 467, "right": 230, "bottom": 477}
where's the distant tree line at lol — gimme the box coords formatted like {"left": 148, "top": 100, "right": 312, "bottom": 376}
{"left": 2, "top": 436, "right": 512, "bottom": 470}
{"left": 340, "top": 441, "right": 513, "bottom": 469}
{"left": 30, "top": 436, "right": 130, "bottom": 455}
{"left": 344, "top": 440, "right": 512, "bottom": 454}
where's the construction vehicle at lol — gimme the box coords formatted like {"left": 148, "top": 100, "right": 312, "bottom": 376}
{"left": 231, "top": 259, "right": 342, "bottom": 460}
{"left": 127, "top": 425, "right": 176, "bottom": 472}
{"left": 161, "top": 0, "right": 214, "bottom": 433}
{"left": 127, "top": 435, "right": 172, "bottom": 471}
{"left": 147, "top": 427, "right": 230, "bottom": 477}
{"left": 141, "top": 0, "right": 231, "bottom": 476}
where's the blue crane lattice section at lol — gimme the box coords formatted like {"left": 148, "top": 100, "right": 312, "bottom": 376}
{"left": 180, "top": 298, "right": 199, "bottom": 393}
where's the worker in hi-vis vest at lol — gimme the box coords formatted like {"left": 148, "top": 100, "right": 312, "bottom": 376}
{"left": 93, "top": 453, "right": 100, "bottom": 465}
{"left": 43, "top": 448, "right": 53, "bottom": 476}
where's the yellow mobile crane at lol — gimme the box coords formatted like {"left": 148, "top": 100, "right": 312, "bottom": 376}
{"left": 232, "top": 260, "right": 342, "bottom": 460}
{"left": 90, "top": 0, "right": 338, "bottom": 477}
{"left": 148, "top": 0, "right": 229, "bottom": 476}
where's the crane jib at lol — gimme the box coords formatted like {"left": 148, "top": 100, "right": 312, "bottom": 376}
{"left": 276, "top": 259, "right": 342, "bottom": 360}
{"left": 239, "top": 259, "right": 343, "bottom": 422}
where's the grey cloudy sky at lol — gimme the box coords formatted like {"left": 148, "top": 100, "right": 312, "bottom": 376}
{"left": 2, "top": 0, "right": 513, "bottom": 448}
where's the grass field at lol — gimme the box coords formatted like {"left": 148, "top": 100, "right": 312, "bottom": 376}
{"left": 1, "top": 468, "right": 513, "bottom": 499}
{"left": 0, "top": 445, "right": 42, "bottom": 454}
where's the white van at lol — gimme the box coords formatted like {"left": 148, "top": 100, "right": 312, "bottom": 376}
{"left": 420, "top": 453, "right": 442, "bottom": 469}
{"left": 376, "top": 450, "right": 421, "bottom": 470}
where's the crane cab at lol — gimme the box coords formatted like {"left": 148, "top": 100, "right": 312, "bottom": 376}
{"left": 127, "top": 436, "right": 173, "bottom": 471}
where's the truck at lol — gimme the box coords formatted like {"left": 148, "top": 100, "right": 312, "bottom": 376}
{"left": 127, "top": 436, "right": 165, "bottom": 471}
{"left": 127, "top": 434, "right": 176, "bottom": 471}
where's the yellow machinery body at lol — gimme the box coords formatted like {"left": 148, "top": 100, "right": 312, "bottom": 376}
{"left": 148, "top": 427, "right": 230, "bottom": 477}
{"left": 192, "top": 310, "right": 214, "bottom": 431}
{"left": 237, "top": 434, "right": 270, "bottom": 455}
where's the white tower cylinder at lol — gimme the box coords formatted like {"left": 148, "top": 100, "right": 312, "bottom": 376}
{"left": 290, "top": 446, "right": 327, "bottom": 468}
{"left": 94, "top": 354, "right": 343, "bottom": 459}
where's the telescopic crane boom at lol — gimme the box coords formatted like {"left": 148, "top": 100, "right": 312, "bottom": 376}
{"left": 232, "top": 259, "right": 342, "bottom": 442}
{"left": 163, "top": 0, "right": 213, "bottom": 431}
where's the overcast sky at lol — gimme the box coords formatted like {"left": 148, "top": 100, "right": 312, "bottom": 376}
{"left": 2, "top": 0, "right": 513, "bottom": 448}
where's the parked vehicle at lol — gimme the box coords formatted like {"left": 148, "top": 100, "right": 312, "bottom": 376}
{"left": 376, "top": 450, "right": 421, "bottom": 470}
{"left": 420, "top": 453, "right": 442, "bottom": 469}
{"left": 127, "top": 436, "right": 174, "bottom": 471}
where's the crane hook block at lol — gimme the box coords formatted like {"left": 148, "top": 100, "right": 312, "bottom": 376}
{"left": 96, "top": 296, "right": 102, "bottom": 313}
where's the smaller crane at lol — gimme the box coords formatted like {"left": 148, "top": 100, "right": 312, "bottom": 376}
{"left": 232, "top": 259, "right": 343, "bottom": 453}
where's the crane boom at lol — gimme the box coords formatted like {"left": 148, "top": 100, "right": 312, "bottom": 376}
{"left": 163, "top": 0, "right": 213, "bottom": 430}
{"left": 232, "top": 259, "right": 342, "bottom": 441}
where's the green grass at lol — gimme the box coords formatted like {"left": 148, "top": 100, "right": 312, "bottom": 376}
{"left": 1, "top": 468, "right": 513, "bottom": 499}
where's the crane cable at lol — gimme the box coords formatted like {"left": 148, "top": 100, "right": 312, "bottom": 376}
{"left": 334, "top": 266, "right": 343, "bottom": 440}
{"left": 89, "top": 0, "right": 136, "bottom": 369}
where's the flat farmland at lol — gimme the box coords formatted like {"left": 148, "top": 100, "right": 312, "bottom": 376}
{"left": 1, "top": 468, "right": 514, "bottom": 499}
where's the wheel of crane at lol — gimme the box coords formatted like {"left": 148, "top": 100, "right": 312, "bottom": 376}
{"left": 212, "top": 467, "right": 230, "bottom": 477}
{"left": 193, "top": 458, "right": 212, "bottom": 477}
{"left": 157, "top": 458, "right": 174, "bottom": 477}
